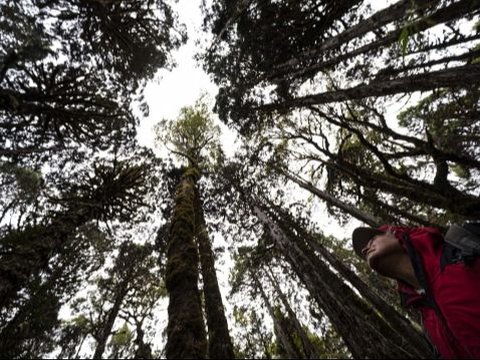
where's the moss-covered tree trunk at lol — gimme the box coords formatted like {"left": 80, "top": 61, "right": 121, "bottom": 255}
{"left": 194, "top": 189, "right": 235, "bottom": 359}
{"left": 165, "top": 168, "right": 207, "bottom": 359}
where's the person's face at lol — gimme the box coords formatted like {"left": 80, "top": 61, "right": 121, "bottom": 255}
{"left": 361, "top": 232, "right": 403, "bottom": 271}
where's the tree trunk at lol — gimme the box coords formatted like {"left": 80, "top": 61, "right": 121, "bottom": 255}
{"left": 264, "top": 267, "right": 321, "bottom": 359}
{"left": 269, "top": 202, "right": 432, "bottom": 357}
{"left": 93, "top": 280, "right": 129, "bottom": 359}
{"left": 194, "top": 189, "right": 235, "bottom": 359}
{"left": 275, "top": 166, "right": 380, "bottom": 226}
{"left": 134, "top": 322, "right": 152, "bottom": 359}
{"left": 165, "top": 168, "right": 207, "bottom": 359}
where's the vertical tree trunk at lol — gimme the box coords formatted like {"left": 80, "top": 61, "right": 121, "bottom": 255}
{"left": 165, "top": 168, "right": 207, "bottom": 359}
{"left": 264, "top": 267, "right": 321, "bottom": 359}
{"left": 133, "top": 322, "right": 152, "bottom": 359}
{"left": 194, "top": 189, "right": 235, "bottom": 359}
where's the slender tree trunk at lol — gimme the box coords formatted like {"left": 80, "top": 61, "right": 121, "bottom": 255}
{"left": 251, "top": 272, "right": 299, "bottom": 359}
{"left": 134, "top": 322, "right": 152, "bottom": 359}
{"left": 194, "top": 189, "right": 235, "bottom": 359}
{"left": 276, "top": 167, "right": 380, "bottom": 226}
{"left": 165, "top": 168, "right": 207, "bottom": 359}
{"left": 277, "top": 165, "right": 439, "bottom": 227}
{"left": 93, "top": 281, "right": 129, "bottom": 359}
{"left": 264, "top": 267, "right": 321, "bottom": 359}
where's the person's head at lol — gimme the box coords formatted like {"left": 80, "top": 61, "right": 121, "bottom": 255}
{"left": 352, "top": 227, "right": 406, "bottom": 276}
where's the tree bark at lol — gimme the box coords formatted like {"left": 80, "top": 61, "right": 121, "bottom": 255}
{"left": 165, "top": 168, "right": 207, "bottom": 359}
{"left": 194, "top": 189, "right": 235, "bottom": 359}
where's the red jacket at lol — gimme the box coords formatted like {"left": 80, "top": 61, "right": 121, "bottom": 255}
{"left": 382, "top": 226, "right": 480, "bottom": 359}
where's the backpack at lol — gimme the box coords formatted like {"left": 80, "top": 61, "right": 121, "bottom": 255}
{"left": 444, "top": 222, "right": 480, "bottom": 265}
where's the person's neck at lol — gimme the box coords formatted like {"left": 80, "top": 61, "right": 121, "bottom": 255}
{"left": 377, "top": 252, "right": 422, "bottom": 290}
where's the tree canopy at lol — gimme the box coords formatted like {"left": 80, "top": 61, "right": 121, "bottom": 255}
{"left": 1, "top": 0, "right": 480, "bottom": 359}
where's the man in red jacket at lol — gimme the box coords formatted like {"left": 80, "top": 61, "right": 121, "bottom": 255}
{"left": 352, "top": 225, "right": 480, "bottom": 359}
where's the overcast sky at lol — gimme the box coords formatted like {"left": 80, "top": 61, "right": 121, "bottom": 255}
{"left": 136, "top": 0, "right": 236, "bottom": 153}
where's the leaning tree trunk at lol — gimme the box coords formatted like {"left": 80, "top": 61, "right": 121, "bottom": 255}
{"left": 93, "top": 277, "right": 130, "bottom": 359}
{"left": 253, "top": 204, "right": 429, "bottom": 359}
{"left": 292, "top": 222, "right": 433, "bottom": 356}
{"left": 264, "top": 197, "right": 432, "bottom": 356}
{"left": 194, "top": 189, "right": 235, "bottom": 359}
{"left": 165, "top": 167, "right": 207, "bottom": 359}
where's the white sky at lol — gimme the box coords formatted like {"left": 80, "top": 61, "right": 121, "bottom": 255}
{"left": 136, "top": 0, "right": 238, "bottom": 158}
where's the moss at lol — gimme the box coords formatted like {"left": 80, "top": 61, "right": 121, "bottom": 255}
{"left": 165, "top": 170, "right": 207, "bottom": 358}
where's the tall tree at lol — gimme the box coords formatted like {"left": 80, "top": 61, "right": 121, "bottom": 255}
{"left": 156, "top": 101, "right": 233, "bottom": 358}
